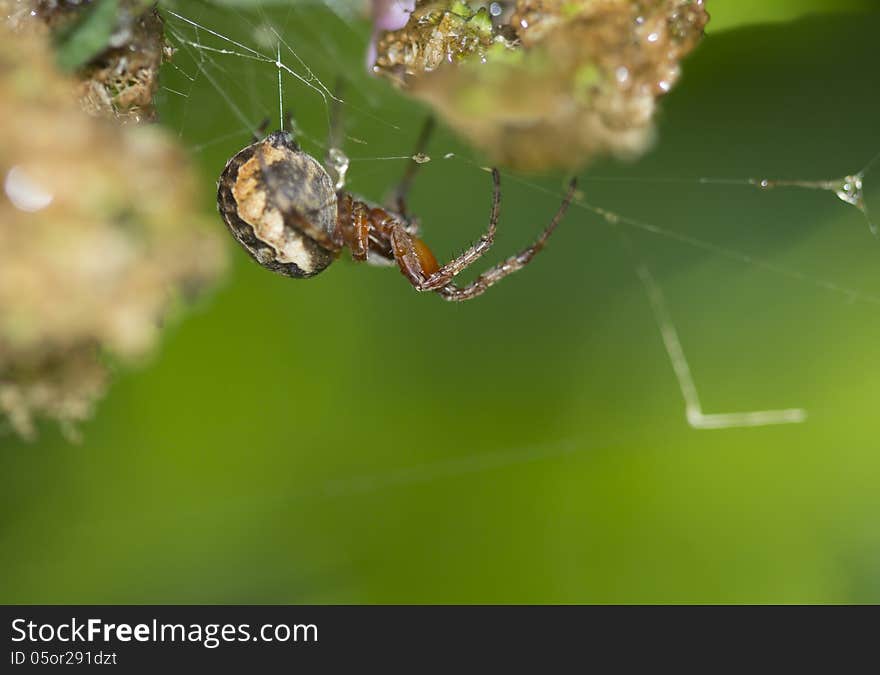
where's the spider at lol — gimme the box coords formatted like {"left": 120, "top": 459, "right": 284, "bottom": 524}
{"left": 217, "top": 116, "right": 577, "bottom": 302}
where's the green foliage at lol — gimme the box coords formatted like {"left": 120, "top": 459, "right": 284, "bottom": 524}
{"left": 54, "top": 0, "right": 119, "bottom": 71}
{"left": 704, "top": 0, "right": 876, "bottom": 32}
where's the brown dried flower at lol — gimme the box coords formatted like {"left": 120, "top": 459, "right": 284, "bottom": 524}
{"left": 7, "top": 0, "right": 166, "bottom": 123}
{"left": 0, "top": 18, "right": 226, "bottom": 439}
{"left": 72, "top": 3, "right": 167, "bottom": 124}
{"left": 373, "top": 0, "right": 709, "bottom": 171}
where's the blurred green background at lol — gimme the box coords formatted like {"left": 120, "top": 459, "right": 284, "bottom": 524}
{"left": 3, "top": 1, "right": 880, "bottom": 603}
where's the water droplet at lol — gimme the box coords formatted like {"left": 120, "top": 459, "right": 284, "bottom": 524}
{"left": 443, "top": 152, "right": 456, "bottom": 159}
{"left": 4, "top": 166, "right": 53, "bottom": 212}
{"left": 834, "top": 174, "right": 864, "bottom": 208}
{"left": 596, "top": 208, "right": 619, "bottom": 224}
{"left": 615, "top": 66, "right": 630, "bottom": 84}
{"left": 326, "top": 148, "right": 350, "bottom": 191}
{"left": 489, "top": 2, "right": 503, "bottom": 17}
{"left": 251, "top": 24, "right": 277, "bottom": 50}
{"left": 412, "top": 153, "right": 431, "bottom": 164}
{"left": 834, "top": 174, "right": 875, "bottom": 236}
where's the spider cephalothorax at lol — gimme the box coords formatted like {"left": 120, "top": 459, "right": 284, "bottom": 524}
{"left": 217, "top": 122, "right": 576, "bottom": 301}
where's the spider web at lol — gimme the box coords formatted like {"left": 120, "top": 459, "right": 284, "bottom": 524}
{"left": 158, "top": 1, "right": 880, "bottom": 450}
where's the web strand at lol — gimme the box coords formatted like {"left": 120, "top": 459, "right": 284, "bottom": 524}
{"left": 628, "top": 247, "right": 807, "bottom": 429}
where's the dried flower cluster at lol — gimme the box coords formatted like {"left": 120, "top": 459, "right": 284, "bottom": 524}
{"left": 373, "top": 0, "right": 709, "bottom": 170}
{"left": 0, "top": 16, "right": 225, "bottom": 439}
{"left": 373, "top": 0, "right": 500, "bottom": 86}
{"left": 68, "top": 2, "right": 167, "bottom": 124}
{"left": 8, "top": 0, "right": 166, "bottom": 123}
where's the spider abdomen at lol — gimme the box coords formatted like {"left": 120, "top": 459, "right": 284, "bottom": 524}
{"left": 217, "top": 131, "right": 338, "bottom": 278}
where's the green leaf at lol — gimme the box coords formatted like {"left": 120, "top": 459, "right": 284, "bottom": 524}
{"left": 708, "top": 0, "right": 878, "bottom": 33}
{"left": 54, "top": 0, "right": 120, "bottom": 72}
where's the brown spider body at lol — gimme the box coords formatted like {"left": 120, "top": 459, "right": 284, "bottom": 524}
{"left": 217, "top": 128, "right": 577, "bottom": 301}
{"left": 218, "top": 131, "right": 338, "bottom": 278}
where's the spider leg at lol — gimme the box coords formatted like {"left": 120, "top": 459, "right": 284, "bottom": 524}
{"left": 435, "top": 178, "right": 578, "bottom": 302}
{"left": 386, "top": 116, "right": 435, "bottom": 220}
{"left": 389, "top": 225, "right": 441, "bottom": 286}
{"left": 415, "top": 168, "right": 502, "bottom": 292}
{"left": 382, "top": 168, "right": 575, "bottom": 301}
{"left": 336, "top": 194, "right": 371, "bottom": 261}
{"left": 252, "top": 117, "right": 270, "bottom": 142}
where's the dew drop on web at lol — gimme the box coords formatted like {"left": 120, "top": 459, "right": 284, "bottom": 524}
{"left": 326, "top": 147, "right": 350, "bottom": 191}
